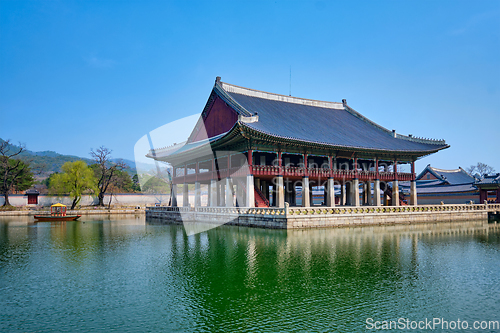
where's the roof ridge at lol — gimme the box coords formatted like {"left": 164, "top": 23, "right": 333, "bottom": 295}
{"left": 430, "top": 166, "right": 463, "bottom": 173}
{"left": 213, "top": 83, "right": 253, "bottom": 117}
{"left": 220, "top": 81, "right": 344, "bottom": 110}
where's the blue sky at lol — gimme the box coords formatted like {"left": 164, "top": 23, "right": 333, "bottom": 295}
{"left": 1, "top": 0, "right": 499, "bottom": 173}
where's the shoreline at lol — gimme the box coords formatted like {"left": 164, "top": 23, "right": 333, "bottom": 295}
{"left": 0, "top": 208, "right": 146, "bottom": 216}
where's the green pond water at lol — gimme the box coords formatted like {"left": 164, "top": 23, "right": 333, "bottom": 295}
{"left": 0, "top": 215, "right": 499, "bottom": 332}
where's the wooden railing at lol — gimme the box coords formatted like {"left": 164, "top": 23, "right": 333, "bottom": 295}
{"left": 172, "top": 165, "right": 414, "bottom": 183}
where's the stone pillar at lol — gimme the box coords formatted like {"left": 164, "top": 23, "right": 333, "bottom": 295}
{"left": 246, "top": 174, "right": 255, "bottom": 207}
{"left": 225, "top": 178, "right": 233, "bottom": 207}
{"left": 368, "top": 181, "right": 373, "bottom": 206}
{"left": 194, "top": 181, "right": 201, "bottom": 207}
{"left": 410, "top": 180, "right": 417, "bottom": 206}
{"left": 326, "top": 178, "right": 335, "bottom": 207}
{"left": 183, "top": 183, "right": 189, "bottom": 207}
{"left": 363, "top": 182, "right": 369, "bottom": 205}
{"left": 210, "top": 180, "right": 217, "bottom": 207}
{"left": 374, "top": 180, "right": 381, "bottom": 206}
{"left": 302, "top": 177, "right": 310, "bottom": 207}
{"left": 171, "top": 183, "right": 178, "bottom": 207}
{"left": 207, "top": 184, "right": 211, "bottom": 206}
{"left": 392, "top": 180, "right": 399, "bottom": 206}
{"left": 219, "top": 181, "right": 225, "bottom": 207}
{"left": 352, "top": 179, "right": 360, "bottom": 206}
{"left": 276, "top": 176, "right": 284, "bottom": 208}
{"left": 341, "top": 182, "right": 346, "bottom": 205}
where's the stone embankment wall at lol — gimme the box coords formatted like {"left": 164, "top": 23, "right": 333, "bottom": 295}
{"left": 1, "top": 194, "right": 171, "bottom": 207}
{"left": 146, "top": 204, "right": 500, "bottom": 229}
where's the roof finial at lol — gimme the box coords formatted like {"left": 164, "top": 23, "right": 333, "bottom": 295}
{"left": 216, "top": 76, "right": 221, "bottom": 84}
{"left": 342, "top": 99, "right": 347, "bottom": 105}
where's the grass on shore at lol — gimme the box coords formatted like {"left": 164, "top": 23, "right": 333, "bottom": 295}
{"left": 0, "top": 205, "right": 19, "bottom": 211}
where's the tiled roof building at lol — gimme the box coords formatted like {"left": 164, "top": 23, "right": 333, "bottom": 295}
{"left": 400, "top": 165, "right": 479, "bottom": 204}
{"left": 475, "top": 174, "right": 500, "bottom": 203}
{"left": 149, "top": 77, "right": 449, "bottom": 208}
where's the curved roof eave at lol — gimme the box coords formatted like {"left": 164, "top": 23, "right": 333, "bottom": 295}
{"left": 239, "top": 122, "right": 449, "bottom": 157}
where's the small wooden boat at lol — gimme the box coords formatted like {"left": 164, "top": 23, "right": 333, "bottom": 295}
{"left": 34, "top": 203, "right": 81, "bottom": 222}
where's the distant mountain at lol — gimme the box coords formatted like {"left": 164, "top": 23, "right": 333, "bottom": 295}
{"left": 0, "top": 138, "right": 139, "bottom": 178}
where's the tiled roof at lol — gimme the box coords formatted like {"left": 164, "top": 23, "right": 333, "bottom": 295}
{"left": 217, "top": 81, "right": 448, "bottom": 153}
{"left": 416, "top": 165, "right": 476, "bottom": 185}
{"left": 475, "top": 173, "right": 500, "bottom": 186}
{"left": 399, "top": 182, "right": 477, "bottom": 194}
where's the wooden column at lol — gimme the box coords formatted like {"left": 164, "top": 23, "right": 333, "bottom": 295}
{"left": 303, "top": 153, "right": 308, "bottom": 175}
{"left": 480, "top": 190, "right": 487, "bottom": 204}
{"left": 328, "top": 155, "right": 333, "bottom": 177}
{"left": 248, "top": 149, "right": 253, "bottom": 167}
{"left": 354, "top": 157, "right": 358, "bottom": 179}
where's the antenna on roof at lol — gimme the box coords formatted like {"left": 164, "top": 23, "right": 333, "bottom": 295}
{"left": 289, "top": 65, "right": 292, "bottom": 96}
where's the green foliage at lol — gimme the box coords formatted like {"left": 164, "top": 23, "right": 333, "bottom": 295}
{"left": 131, "top": 174, "right": 141, "bottom": 192}
{"left": 0, "top": 139, "right": 137, "bottom": 178}
{"left": 141, "top": 176, "right": 170, "bottom": 194}
{"left": 0, "top": 158, "right": 35, "bottom": 193}
{"left": 49, "top": 161, "right": 97, "bottom": 209}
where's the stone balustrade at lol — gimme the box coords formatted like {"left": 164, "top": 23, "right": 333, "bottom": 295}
{"left": 148, "top": 203, "right": 500, "bottom": 217}
{"left": 146, "top": 203, "right": 499, "bottom": 229}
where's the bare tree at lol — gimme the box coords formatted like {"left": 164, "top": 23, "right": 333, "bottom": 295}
{"left": 0, "top": 140, "right": 34, "bottom": 206}
{"left": 466, "top": 162, "right": 496, "bottom": 178}
{"left": 90, "top": 146, "right": 125, "bottom": 206}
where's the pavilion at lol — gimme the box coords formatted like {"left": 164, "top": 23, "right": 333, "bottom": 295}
{"left": 399, "top": 165, "right": 479, "bottom": 204}
{"left": 475, "top": 174, "right": 500, "bottom": 204}
{"left": 147, "top": 77, "right": 449, "bottom": 208}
